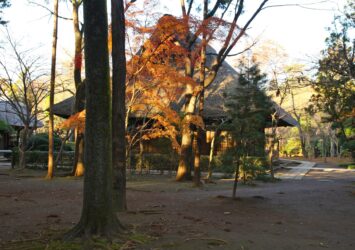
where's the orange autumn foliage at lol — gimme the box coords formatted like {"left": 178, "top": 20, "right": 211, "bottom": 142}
{"left": 59, "top": 110, "right": 86, "bottom": 133}
{"left": 62, "top": 10, "right": 205, "bottom": 152}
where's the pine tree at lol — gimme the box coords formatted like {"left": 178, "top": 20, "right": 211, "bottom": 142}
{"left": 224, "top": 60, "right": 271, "bottom": 198}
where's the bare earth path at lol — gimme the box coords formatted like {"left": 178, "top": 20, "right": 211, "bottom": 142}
{"left": 0, "top": 161, "right": 354, "bottom": 249}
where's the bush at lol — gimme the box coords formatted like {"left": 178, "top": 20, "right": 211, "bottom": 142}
{"left": 239, "top": 157, "right": 267, "bottom": 183}
{"left": 130, "top": 153, "right": 179, "bottom": 173}
{"left": 26, "top": 133, "right": 72, "bottom": 151}
{"left": 347, "top": 165, "right": 355, "bottom": 170}
{"left": 11, "top": 149, "right": 75, "bottom": 169}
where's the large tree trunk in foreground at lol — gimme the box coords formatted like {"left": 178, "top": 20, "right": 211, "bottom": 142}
{"left": 47, "top": 0, "right": 59, "bottom": 179}
{"left": 111, "top": 0, "right": 127, "bottom": 212}
{"left": 65, "top": 0, "right": 122, "bottom": 238}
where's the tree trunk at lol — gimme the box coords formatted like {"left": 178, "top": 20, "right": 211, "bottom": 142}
{"left": 232, "top": 160, "right": 240, "bottom": 199}
{"left": 193, "top": 1, "right": 207, "bottom": 187}
{"left": 268, "top": 125, "right": 276, "bottom": 179}
{"left": 47, "top": 0, "right": 59, "bottom": 180}
{"left": 55, "top": 130, "right": 70, "bottom": 168}
{"left": 72, "top": 82, "right": 86, "bottom": 176}
{"left": 176, "top": 114, "right": 194, "bottom": 181}
{"left": 207, "top": 131, "right": 216, "bottom": 181}
{"left": 111, "top": 0, "right": 127, "bottom": 212}
{"left": 18, "top": 127, "right": 28, "bottom": 169}
{"left": 73, "top": 134, "right": 85, "bottom": 176}
{"left": 72, "top": 0, "right": 85, "bottom": 176}
{"left": 65, "top": 0, "right": 123, "bottom": 238}
{"left": 193, "top": 131, "right": 201, "bottom": 186}
{"left": 297, "top": 126, "right": 308, "bottom": 158}
{"left": 137, "top": 137, "right": 144, "bottom": 174}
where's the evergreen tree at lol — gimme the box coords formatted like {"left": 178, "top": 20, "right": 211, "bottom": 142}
{"left": 224, "top": 60, "right": 271, "bottom": 197}
{"left": 310, "top": 2, "right": 355, "bottom": 158}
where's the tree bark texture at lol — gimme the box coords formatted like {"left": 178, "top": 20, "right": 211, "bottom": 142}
{"left": 47, "top": 0, "right": 59, "bottom": 179}
{"left": 111, "top": 0, "right": 127, "bottom": 211}
{"left": 65, "top": 0, "right": 122, "bottom": 238}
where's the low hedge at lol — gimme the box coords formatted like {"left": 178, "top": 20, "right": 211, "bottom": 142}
{"left": 11, "top": 149, "right": 75, "bottom": 169}
{"left": 26, "top": 133, "right": 72, "bottom": 151}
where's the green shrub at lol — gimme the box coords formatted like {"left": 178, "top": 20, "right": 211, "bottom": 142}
{"left": 347, "top": 165, "right": 355, "bottom": 170}
{"left": 11, "top": 149, "right": 75, "bottom": 169}
{"left": 26, "top": 133, "right": 72, "bottom": 151}
{"left": 130, "top": 153, "right": 178, "bottom": 173}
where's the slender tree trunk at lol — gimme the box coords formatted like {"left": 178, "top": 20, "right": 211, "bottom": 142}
{"left": 207, "top": 131, "right": 216, "bottom": 181}
{"left": 74, "top": 134, "right": 85, "bottom": 176}
{"left": 232, "top": 160, "right": 240, "bottom": 199}
{"left": 137, "top": 136, "right": 144, "bottom": 174}
{"left": 72, "top": 0, "right": 85, "bottom": 176}
{"left": 46, "top": 0, "right": 59, "bottom": 180}
{"left": 65, "top": 0, "right": 123, "bottom": 238}
{"left": 111, "top": 0, "right": 127, "bottom": 211}
{"left": 193, "top": 131, "right": 201, "bottom": 186}
{"left": 54, "top": 130, "right": 70, "bottom": 168}
{"left": 18, "top": 127, "right": 28, "bottom": 169}
{"left": 297, "top": 126, "right": 308, "bottom": 158}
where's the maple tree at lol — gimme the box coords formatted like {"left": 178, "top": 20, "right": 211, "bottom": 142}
{"left": 175, "top": 0, "right": 269, "bottom": 182}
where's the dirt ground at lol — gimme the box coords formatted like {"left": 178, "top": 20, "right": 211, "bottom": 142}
{"left": 0, "top": 161, "right": 355, "bottom": 250}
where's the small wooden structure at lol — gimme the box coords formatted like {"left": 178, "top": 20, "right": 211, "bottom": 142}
{"left": 0, "top": 101, "right": 43, "bottom": 150}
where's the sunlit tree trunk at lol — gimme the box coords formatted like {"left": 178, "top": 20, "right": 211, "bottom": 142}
{"left": 176, "top": 96, "right": 195, "bottom": 181}
{"left": 112, "top": 0, "right": 127, "bottom": 211}
{"left": 74, "top": 134, "right": 85, "bottom": 176}
{"left": 46, "top": 0, "right": 59, "bottom": 180}
{"left": 65, "top": 0, "right": 123, "bottom": 238}
{"left": 71, "top": 0, "right": 85, "bottom": 177}
{"left": 193, "top": 0, "right": 208, "bottom": 187}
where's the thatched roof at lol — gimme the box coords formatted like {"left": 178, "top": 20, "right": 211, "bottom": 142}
{"left": 0, "top": 101, "right": 43, "bottom": 129}
{"left": 52, "top": 97, "right": 74, "bottom": 119}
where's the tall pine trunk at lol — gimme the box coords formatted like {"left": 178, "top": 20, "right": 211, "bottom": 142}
{"left": 111, "top": 0, "right": 127, "bottom": 211}
{"left": 65, "top": 0, "right": 123, "bottom": 238}
{"left": 46, "top": 0, "right": 59, "bottom": 179}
